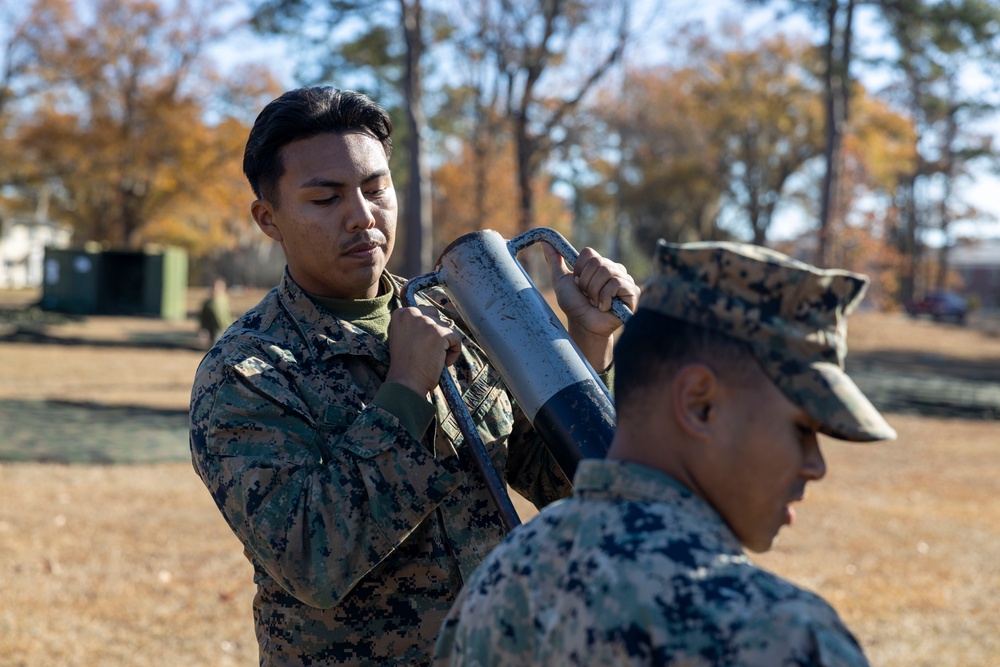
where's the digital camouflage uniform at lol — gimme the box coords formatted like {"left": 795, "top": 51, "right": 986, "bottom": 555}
{"left": 435, "top": 241, "right": 896, "bottom": 667}
{"left": 189, "top": 270, "right": 572, "bottom": 666}
{"left": 434, "top": 459, "right": 870, "bottom": 667}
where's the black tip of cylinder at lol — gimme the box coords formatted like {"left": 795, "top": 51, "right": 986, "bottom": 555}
{"left": 532, "top": 380, "right": 615, "bottom": 481}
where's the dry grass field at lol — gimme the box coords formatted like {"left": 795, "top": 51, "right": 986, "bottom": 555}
{"left": 1, "top": 287, "right": 998, "bottom": 666}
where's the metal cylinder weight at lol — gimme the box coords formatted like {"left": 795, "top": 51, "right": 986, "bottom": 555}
{"left": 403, "top": 228, "right": 631, "bottom": 530}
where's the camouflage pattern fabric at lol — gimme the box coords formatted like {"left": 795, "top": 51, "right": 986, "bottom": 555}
{"left": 640, "top": 241, "right": 895, "bottom": 443}
{"left": 434, "top": 459, "right": 871, "bottom": 667}
{"left": 189, "top": 270, "right": 571, "bottom": 666}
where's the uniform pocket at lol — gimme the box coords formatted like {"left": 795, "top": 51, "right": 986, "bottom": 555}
{"left": 227, "top": 350, "right": 315, "bottom": 427}
{"left": 438, "top": 363, "right": 509, "bottom": 459}
{"left": 325, "top": 403, "right": 402, "bottom": 460}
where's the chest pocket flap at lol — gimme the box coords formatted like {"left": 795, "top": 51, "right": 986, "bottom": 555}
{"left": 228, "top": 350, "right": 315, "bottom": 427}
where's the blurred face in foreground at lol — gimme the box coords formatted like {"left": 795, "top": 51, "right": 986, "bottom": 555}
{"left": 251, "top": 131, "right": 398, "bottom": 299}
{"left": 701, "top": 364, "right": 828, "bottom": 553}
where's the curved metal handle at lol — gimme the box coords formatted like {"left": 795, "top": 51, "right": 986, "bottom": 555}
{"left": 508, "top": 227, "right": 633, "bottom": 325}
{"left": 402, "top": 271, "right": 522, "bottom": 532}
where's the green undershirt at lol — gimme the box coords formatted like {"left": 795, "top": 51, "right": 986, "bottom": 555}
{"left": 311, "top": 278, "right": 435, "bottom": 442}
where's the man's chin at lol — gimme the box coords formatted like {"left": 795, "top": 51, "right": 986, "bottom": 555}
{"left": 345, "top": 265, "right": 386, "bottom": 299}
{"left": 743, "top": 531, "right": 780, "bottom": 554}
{"left": 298, "top": 265, "right": 385, "bottom": 299}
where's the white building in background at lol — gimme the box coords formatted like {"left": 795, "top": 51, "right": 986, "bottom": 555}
{"left": 950, "top": 239, "right": 1000, "bottom": 311}
{"left": 0, "top": 218, "right": 73, "bottom": 289}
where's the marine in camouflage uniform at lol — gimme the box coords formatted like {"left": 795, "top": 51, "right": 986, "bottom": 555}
{"left": 189, "top": 86, "right": 638, "bottom": 667}
{"left": 434, "top": 241, "right": 897, "bottom": 667}
{"left": 198, "top": 277, "right": 234, "bottom": 345}
{"left": 190, "top": 271, "right": 573, "bottom": 664}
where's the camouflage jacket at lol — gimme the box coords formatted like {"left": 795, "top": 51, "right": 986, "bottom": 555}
{"left": 189, "top": 271, "right": 571, "bottom": 666}
{"left": 435, "top": 459, "right": 870, "bottom": 667}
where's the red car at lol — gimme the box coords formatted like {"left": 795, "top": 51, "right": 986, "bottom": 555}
{"left": 906, "top": 290, "right": 969, "bottom": 324}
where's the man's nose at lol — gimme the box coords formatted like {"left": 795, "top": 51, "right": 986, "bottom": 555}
{"left": 344, "top": 189, "right": 376, "bottom": 231}
{"left": 802, "top": 435, "right": 827, "bottom": 482}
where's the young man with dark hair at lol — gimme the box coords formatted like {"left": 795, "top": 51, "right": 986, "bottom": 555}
{"left": 435, "top": 241, "right": 896, "bottom": 667}
{"left": 188, "top": 86, "right": 639, "bottom": 666}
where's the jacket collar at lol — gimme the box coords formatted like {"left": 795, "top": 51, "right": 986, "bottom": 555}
{"left": 276, "top": 269, "right": 405, "bottom": 365}
{"left": 573, "top": 458, "right": 745, "bottom": 554}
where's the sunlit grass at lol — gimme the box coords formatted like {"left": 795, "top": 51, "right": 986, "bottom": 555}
{"left": 1, "top": 297, "right": 997, "bottom": 666}
{"left": 0, "top": 463, "right": 257, "bottom": 667}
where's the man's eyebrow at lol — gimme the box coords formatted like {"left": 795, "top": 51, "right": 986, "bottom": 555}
{"left": 299, "top": 169, "right": 390, "bottom": 189}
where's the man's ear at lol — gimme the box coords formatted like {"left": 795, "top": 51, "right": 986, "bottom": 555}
{"left": 673, "top": 363, "right": 720, "bottom": 442}
{"left": 251, "top": 199, "right": 283, "bottom": 243}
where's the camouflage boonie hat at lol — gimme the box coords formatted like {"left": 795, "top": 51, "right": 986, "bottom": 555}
{"left": 639, "top": 240, "right": 896, "bottom": 442}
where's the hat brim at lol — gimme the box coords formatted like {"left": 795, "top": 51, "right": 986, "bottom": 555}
{"left": 764, "top": 360, "right": 897, "bottom": 443}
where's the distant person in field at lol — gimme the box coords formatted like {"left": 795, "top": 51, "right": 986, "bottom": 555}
{"left": 198, "top": 277, "right": 233, "bottom": 346}
{"left": 187, "top": 86, "right": 639, "bottom": 666}
{"left": 435, "top": 241, "right": 896, "bottom": 667}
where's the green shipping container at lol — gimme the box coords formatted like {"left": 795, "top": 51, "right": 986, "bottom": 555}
{"left": 40, "top": 248, "right": 103, "bottom": 315}
{"left": 41, "top": 246, "right": 188, "bottom": 320}
{"left": 143, "top": 246, "right": 188, "bottom": 320}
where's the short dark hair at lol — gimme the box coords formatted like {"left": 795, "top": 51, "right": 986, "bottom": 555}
{"left": 242, "top": 86, "right": 393, "bottom": 206}
{"left": 613, "top": 309, "right": 758, "bottom": 419}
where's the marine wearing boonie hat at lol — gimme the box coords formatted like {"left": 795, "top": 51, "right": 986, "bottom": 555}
{"left": 639, "top": 240, "right": 896, "bottom": 443}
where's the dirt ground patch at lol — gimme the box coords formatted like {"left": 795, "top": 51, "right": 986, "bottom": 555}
{"left": 0, "top": 462, "right": 257, "bottom": 667}
{"left": 1, "top": 288, "right": 998, "bottom": 666}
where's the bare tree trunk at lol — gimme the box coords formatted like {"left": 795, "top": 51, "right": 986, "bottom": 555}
{"left": 400, "top": 0, "right": 432, "bottom": 277}
{"left": 515, "top": 119, "right": 545, "bottom": 282}
{"left": 936, "top": 80, "right": 959, "bottom": 290}
{"left": 900, "top": 174, "right": 920, "bottom": 305}
{"left": 817, "top": 0, "right": 854, "bottom": 268}
{"left": 894, "top": 17, "right": 925, "bottom": 307}
{"left": 749, "top": 191, "right": 766, "bottom": 246}
{"left": 472, "top": 126, "right": 488, "bottom": 236}
{"left": 515, "top": 117, "right": 534, "bottom": 235}
{"left": 816, "top": 1, "right": 839, "bottom": 265}
{"left": 610, "top": 159, "right": 625, "bottom": 261}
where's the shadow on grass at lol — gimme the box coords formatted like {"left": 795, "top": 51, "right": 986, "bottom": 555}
{"left": 0, "top": 304, "right": 205, "bottom": 351}
{"left": 850, "top": 349, "right": 1000, "bottom": 383}
{"left": 0, "top": 326, "right": 205, "bottom": 351}
{"left": 0, "top": 399, "right": 191, "bottom": 464}
{"left": 849, "top": 349, "right": 1000, "bottom": 420}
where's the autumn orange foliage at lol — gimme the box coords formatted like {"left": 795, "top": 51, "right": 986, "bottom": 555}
{"left": 431, "top": 140, "right": 572, "bottom": 258}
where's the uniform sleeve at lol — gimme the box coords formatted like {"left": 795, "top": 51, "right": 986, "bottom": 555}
{"left": 730, "top": 598, "right": 871, "bottom": 667}
{"left": 189, "top": 351, "right": 460, "bottom": 610}
{"left": 503, "top": 407, "right": 572, "bottom": 509}
{"left": 371, "top": 380, "right": 436, "bottom": 442}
